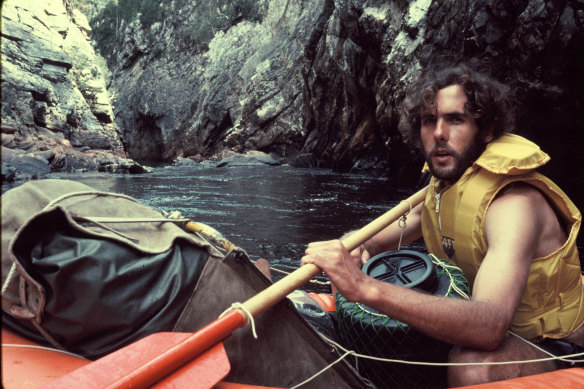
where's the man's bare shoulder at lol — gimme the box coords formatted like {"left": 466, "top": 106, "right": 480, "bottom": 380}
{"left": 490, "top": 181, "right": 567, "bottom": 258}
{"left": 495, "top": 181, "right": 545, "bottom": 202}
{"left": 488, "top": 182, "right": 547, "bottom": 223}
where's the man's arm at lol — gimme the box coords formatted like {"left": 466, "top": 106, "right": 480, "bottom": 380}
{"left": 302, "top": 186, "right": 549, "bottom": 350}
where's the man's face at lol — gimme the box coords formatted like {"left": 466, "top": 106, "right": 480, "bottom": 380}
{"left": 420, "top": 84, "right": 489, "bottom": 184}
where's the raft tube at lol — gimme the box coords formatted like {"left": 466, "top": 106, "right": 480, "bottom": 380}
{"left": 2, "top": 323, "right": 583, "bottom": 388}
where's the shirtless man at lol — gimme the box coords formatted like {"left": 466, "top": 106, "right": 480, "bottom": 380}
{"left": 301, "top": 63, "right": 584, "bottom": 386}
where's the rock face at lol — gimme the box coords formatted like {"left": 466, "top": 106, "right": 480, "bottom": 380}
{"left": 3, "top": 0, "right": 583, "bottom": 215}
{"left": 1, "top": 0, "right": 145, "bottom": 182}
{"left": 102, "top": 0, "right": 583, "bottom": 219}
{"left": 106, "top": 1, "right": 582, "bottom": 165}
{"left": 107, "top": 0, "right": 310, "bottom": 164}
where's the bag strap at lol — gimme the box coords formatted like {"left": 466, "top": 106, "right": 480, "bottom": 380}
{"left": 43, "top": 191, "right": 142, "bottom": 210}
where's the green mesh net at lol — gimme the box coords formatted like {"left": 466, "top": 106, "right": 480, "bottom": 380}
{"left": 335, "top": 254, "right": 470, "bottom": 389}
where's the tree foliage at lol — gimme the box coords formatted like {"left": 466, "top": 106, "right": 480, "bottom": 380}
{"left": 90, "top": 0, "right": 263, "bottom": 61}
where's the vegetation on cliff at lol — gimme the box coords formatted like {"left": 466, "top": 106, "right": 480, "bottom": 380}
{"left": 89, "top": 0, "right": 263, "bottom": 62}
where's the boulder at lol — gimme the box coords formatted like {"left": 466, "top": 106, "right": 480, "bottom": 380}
{"left": 216, "top": 150, "right": 281, "bottom": 167}
{"left": 1, "top": 147, "right": 51, "bottom": 182}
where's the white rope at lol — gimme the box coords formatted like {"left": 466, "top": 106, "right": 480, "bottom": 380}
{"left": 509, "top": 331, "right": 584, "bottom": 364}
{"left": 80, "top": 217, "right": 191, "bottom": 223}
{"left": 425, "top": 256, "right": 584, "bottom": 364}
{"left": 326, "top": 331, "right": 584, "bottom": 367}
{"left": 1, "top": 263, "right": 17, "bottom": 295}
{"left": 219, "top": 302, "right": 258, "bottom": 339}
{"left": 289, "top": 350, "right": 356, "bottom": 389}
{"left": 73, "top": 217, "right": 140, "bottom": 242}
{"left": 39, "top": 191, "right": 175, "bottom": 244}
{"left": 289, "top": 330, "right": 584, "bottom": 389}
{"left": 428, "top": 254, "right": 471, "bottom": 300}
{"left": 307, "top": 278, "right": 332, "bottom": 285}
{"left": 42, "top": 191, "right": 141, "bottom": 211}
{"left": 288, "top": 255, "right": 584, "bottom": 387}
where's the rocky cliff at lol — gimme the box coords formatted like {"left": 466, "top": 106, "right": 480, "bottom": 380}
{"left": 1, "top": 0, "right": 145, "bottom": 182}
{"left": 2, "top": 0, "right": 583, "bottom": 214}
{"left": 103, "top": 0, "right": 583, "bottom": 184}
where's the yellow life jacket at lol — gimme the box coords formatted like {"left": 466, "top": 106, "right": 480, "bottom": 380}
{"left": 421, "top": 134, "right": 584, "bottom": 340}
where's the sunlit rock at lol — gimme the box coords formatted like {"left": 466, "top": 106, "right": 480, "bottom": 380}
{"left": 1, "top": 0, "right": 144, "bottom": 181}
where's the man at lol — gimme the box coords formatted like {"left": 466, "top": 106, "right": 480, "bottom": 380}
{"left": 301, "top": 63, "right": 584, "bottom": 386}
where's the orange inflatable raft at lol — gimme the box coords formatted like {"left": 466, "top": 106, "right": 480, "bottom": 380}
{"left": 3, "top": 307, "right": 584, "bottom": 389}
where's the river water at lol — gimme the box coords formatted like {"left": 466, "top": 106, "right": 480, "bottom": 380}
{"left": 2, "top": 164, "right": 423, "bottom": 292}
{"left": 4, "top": 164, "right": 582, "bottom": 293}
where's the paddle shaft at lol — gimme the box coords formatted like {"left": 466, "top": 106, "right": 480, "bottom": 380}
{"left": 242, "top": 185, "right": 428, "bottom": 317}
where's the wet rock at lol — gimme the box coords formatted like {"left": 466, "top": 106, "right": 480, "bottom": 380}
{"left": 1, "top": 0, "right": 142, "bottom": 181}
{"left": 2, "top": 134, "right": 16, "bottom": 148}
{"left": 1, "top": 147, "right": 51, "bottom": 182}
{"left": 173, "top": 157, "right": 200, "bottom": 167}
{"left": 216, "top": 150, "right": 281, "bottom": 168}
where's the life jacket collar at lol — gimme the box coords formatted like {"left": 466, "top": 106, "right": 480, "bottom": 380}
{"left": 474, "top": 133, "right": 550, "bottom": 175}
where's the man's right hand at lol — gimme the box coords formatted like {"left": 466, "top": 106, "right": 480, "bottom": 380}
{"left": 341, "top": 230, "right": 372, "bottom": 268}
{"left": 349, "top": 244, "right": 371, "bottom": 268}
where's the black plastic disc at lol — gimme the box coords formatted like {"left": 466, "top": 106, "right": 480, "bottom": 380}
{"left": 362, "top": 249, "right": 437, "bottom": 293}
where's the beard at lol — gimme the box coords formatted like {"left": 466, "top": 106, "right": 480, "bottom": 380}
{"left": 424, "top": 135, "right": 487, "bottom": 183}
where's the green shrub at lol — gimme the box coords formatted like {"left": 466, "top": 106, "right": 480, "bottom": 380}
{"left": 90, "top": 1, "right": 121, "bottom": 60}
{"left": 89, "top": 0, "right": 263, "bottom": 61}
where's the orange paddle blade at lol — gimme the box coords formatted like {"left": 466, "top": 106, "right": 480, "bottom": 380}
{"left": 43, "top": 310, "right": 245, "bottom": 389}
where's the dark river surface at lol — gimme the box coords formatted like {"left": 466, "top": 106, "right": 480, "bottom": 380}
{"left": 4, "top": 164, "right": 582, "bottom": 293}
{"left": 2, "top": 164, "right": 424, "bottom": 292}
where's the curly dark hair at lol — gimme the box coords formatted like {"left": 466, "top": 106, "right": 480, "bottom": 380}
{"left": 398, "top": 62, "right": 515, "bottom": 147}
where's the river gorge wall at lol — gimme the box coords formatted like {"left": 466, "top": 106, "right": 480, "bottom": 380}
{"left": 2, "top": 0, "right": 583, "bottom": 214}
{"left": 1, "top": 0, "right": 147, "bottom": 181}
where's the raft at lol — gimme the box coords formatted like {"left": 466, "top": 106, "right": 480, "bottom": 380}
{"left": 3, "top": 318, "right": 584, "bottom": 388}
{"left": 3, "top": 180, "right": 583, "bottom": 388}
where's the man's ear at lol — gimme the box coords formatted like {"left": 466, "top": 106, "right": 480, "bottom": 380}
{"left": 482, "top": 127, "right": 495, "bottom": 143}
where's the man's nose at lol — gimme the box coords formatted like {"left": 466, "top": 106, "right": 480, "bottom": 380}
{"left": 434, "top": 118, "right": 448, "bottom": 141}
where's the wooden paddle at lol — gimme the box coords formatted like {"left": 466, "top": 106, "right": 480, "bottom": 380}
{"left": 43, "top": 186, "right": 428, "bottom": 389}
